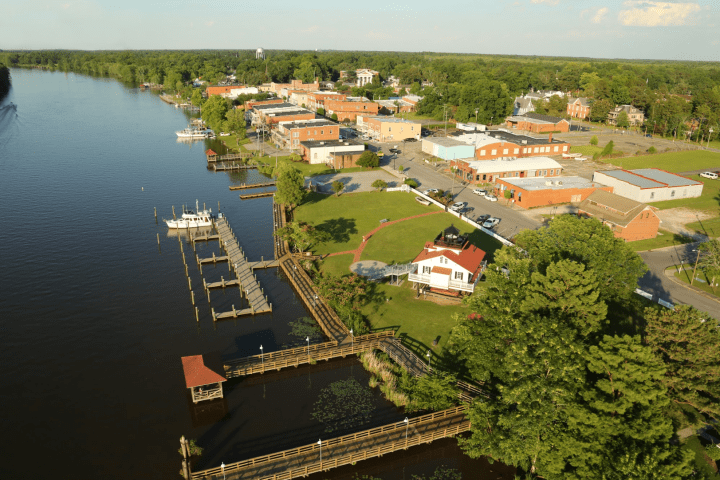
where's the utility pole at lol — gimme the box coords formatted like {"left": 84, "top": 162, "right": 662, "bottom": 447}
{"left": 443, "top": 104, "right": 449, "bottom": 137}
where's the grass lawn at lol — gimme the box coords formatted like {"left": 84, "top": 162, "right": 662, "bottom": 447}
{"left": 628, "top": 228, "right": 694, "bottom": 252}
{"left": 570, "top": 145, "right": 623, "bottom": 157}
{"left": 295, "top": 191, "right": 443, "bottom": 255}
{"left": 397, "top": 112, "right": 440, "bottom": 122}
{"left": 601, "top": 150, "right": 720, "bottom": 173}
{"left": 668, "top": 264, "right": 719, "bottom": 298}
{"left": 650, "top": 175, "right": 720, "bottom": 214}
{"left": 360, "top": 213, "right": 503, "bottom": 264}
{"left": 254, "top": 156, "right": 380, "bottom": 177}
{"left": 687, "top": 216, "right": 720, "bottom": 238}
{"left": 320, "top": 254, "right": 354, "bottom": 277}
{"left": 683, "top": 436, "right": 720, "bottom": 479}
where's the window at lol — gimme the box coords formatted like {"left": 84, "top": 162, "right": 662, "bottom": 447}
{"left": 514, "top": 148, "right": 519, "bottom": 154}
{"left": 563, "top": 146, "right": 568, "bottom": 151}
{"left": 455, "top": 272, "right": 464, "bottom": 281}
{"left": 480, "top": 150, "right": 486, "bottom": 156}
{"left": 503, "top": 149, "right": 508, "bottom": 155}
{"left": 423, "top": 266, "right": 431, "bottom": 274}
{"left": 671, "top": 190, "right": 675, "bottom": 197}
{"left": 650, "top": 192, "right": 655, "bottom": 199}
{"left": 321, "top": 130, "right": 324, "bottom": 134}
{"left": 550, "top": 169, "right": 554, "bottom": 175}
{"left": 491, "top": 149, "right": 497, "bottom": 155}
{"left": 534, "top": 147, "right": 539, "bottom": 153}
{"left": 554, "top": 146, "right": 558, "bottom": 152}
{"left": 514, "top": 172, "right": 519, "bottom": 177}
{"left": 293, "top": 132, "right": 299, "bottom": 137}
{"left": 313, "top": 153, "right": 317, "bottom": 159}
{"left": 411, "top": 126, "right": 414, "bottom": 131}
{"left": 389, "top": 127, "right": 392, "bottom": 132}
{"left": 543, "top": 170, "right": 547, "bottom": 175}
{"left": 482, "top": 174, "right": 487, "bottom": 181}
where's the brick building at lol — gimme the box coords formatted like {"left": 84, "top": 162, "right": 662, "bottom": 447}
{"left": 495, "top": 176, "right": 612, "bottom": 209}
{"left": 455, "top": 130, "right": 570, "bottom": 160}
{"left": 299, "top": 139, "right": 366, "bottom": 167}
{"left": 250, "top": 102, "right": 315, "bottom": 126}
{"left": 578, "top": 190, "right": 660, "bottom": 242}
{"left": 270, "top": 78, "right": 320, "bottom": 95}
{"left": 307, "top": 92, "right": 348, "bottom": 112}
{"left": 205, "top": 85, "right": 238, "bottom": 97}
{"left": 451, "top": 157, "right": 564, "bottom": 185}
{"left": 271, "top": 119, "right": 339, "bottom": 150}
{"left": 325, "top": 98, "right": 379, "bottom": 121}
{"left": 375, "top": 99, "right": 414, "bottom": 115}
{"left": 567, "top": 97, "right": 591, "bottom": 119}
{"left": 243, "top": 98, "right": 284, "bottom": 111}
{"left": 356, "top": 116, "right": 421, "bottom": 142}
{"left": 607, "top": 105, "right": 645, "bottom": 126}
{"left": 505, "top": 113, "right": 570, "bottom": 133}
{"left": 592, "top": 169, "right": 703, "bottom": 203}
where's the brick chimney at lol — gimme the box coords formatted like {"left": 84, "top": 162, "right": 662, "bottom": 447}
{"left": 548, "top": 133, "right": 553, "bottom": 143}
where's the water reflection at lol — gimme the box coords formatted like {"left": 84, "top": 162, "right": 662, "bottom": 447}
{"left": 165, "top": 225, "right": 213, "bottom": 239}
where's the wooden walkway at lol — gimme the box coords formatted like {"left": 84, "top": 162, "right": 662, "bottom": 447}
{"left": 213, "top": 164, "right": 257, "bottom": 172}
{"left": 190, "top": 406, "right": 470, "bottom": 480}
{"left": 229, "top": 182, "right": 276, "bottom": 191}
{"left": 207, "top": 152, "right": 252, "bottom": 163}
{"left": 240, "top": 192, "right": 274, "bottom": 200}
{"left": 224, "top": 331, "right": 394, "bottom": 377}
{"left": 209, "top": 217, "right": 272, "bottom": 319}
{"left": 190, "top": 233, "right": 220, "bottom": 243}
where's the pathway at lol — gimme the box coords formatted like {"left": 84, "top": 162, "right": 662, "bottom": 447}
{"left": 327, "top": 211, "right": 443, "bottom": 263}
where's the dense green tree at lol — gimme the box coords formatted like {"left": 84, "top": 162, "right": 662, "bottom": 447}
{"left": 644, "top": 305, "right": 720, "bottom": 418}
{"left": 274, "top": 221, "right": 329, "bottom": 254}
{"left": 371, "top": 179, "right": 387, "bottom": 191}
{"left": 590, "top": 135, "right": 599, "bottom": 145}
{"left": 200, "top": 95, "right": 230, "bottom": 132}
{"left": 356, "top": 151, "right": 379, "bottom": 168}
{"left": 589, "top": 99, "right": 613, "bottom": 123}
{"left": 274, "top": 162, "right": 305, "bottom": 208}
{"left": 403, "top": 372, "right": 459, "bottom": 412}
{"left": 331, "top": 180, "right": 345, "bottom": 196}
{"left": 616, "top": 111, "right": 630, "bottom": 128}
{"left": 698, "top": 239, "right": 720, "bottom": 290}
{"left": 601, "top": 140, "right": 615, "bottom": 156}
{"left": 190, "top": 89, "right": 204, "bottom": 107}
{"left": 223, "top": 108, "right": 246, "bottom": 136}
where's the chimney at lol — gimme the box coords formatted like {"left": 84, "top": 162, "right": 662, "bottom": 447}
{"left": 548, "top": 133, "right": 553, "bottom": 143}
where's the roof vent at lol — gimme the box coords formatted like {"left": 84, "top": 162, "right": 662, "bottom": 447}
{"left": 557, "top": 180, "right": 563, "bottom": 186}
{"left": 522, "top": 140, "right": 527, "bottom": 144}
{"left": 545, "top": 180, "right": 553, "bottom": 186}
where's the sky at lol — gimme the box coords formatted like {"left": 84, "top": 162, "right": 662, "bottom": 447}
{"left": 1, "top": 0, "right": 718, "bottom": 61}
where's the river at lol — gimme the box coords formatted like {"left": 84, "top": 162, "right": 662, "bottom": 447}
{"left": 0, "top": 68, "right": 511, "bottom": 480}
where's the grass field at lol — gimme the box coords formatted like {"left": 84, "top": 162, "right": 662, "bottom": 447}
{"left": 319, "top": 254, "right": 354, "bottom": 277}
{"left": 650, "top": 175, "right": 720, "bottom": 214}
{"left": 601, "top": 150, "right": 720, "bottom": 173}
{"left": 295, "top": 191, "right": 443, "bottom": 254}
{"left": 669, "top": 264, "right": 719, "bottom": 298}
{"left": 686, "top": 217, "right": 720, "bottom": 238}
{"left": 360, "top": 214, "right": 503, "bottom": 264}
{"left": 252, "top": 156, "right": 378, "bottom": 177}
{"left": 628, "top": 229, "right": 694, "bottom": 252}
{"left": 570, "top": 145, "right": 623, "bottom": 157}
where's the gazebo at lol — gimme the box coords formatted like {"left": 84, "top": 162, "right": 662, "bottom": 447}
{"left": 205, "top": 149, "right": 218, "bottom": 162}
{"left": 181, "top": 355, "right": 227, "bottom": 404}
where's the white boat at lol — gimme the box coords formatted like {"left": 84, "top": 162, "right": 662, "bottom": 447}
{"left": 165, "top": 200, "right": 219, "bottom": 229}
{"left": 176, "top": 126, "right": 215, "bottom": 138}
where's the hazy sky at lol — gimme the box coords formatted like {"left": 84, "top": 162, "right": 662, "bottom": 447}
{"left": 1, "top": 0, "right": 718, "bottom": 61}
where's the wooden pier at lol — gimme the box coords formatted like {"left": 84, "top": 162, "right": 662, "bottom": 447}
{"left": 213, "top": 163, "right": 257, "bottom": 172}
{"left": 206, "top": 151, "right": 252, "bottom": 163}
{"left": 208, "top": 217, "right": 273, "bottom": 319}
{"left": 229, "top": 182, "right": 276, "bottom": 191}
{"left": 190, "top": 233, "right": 220, "bottom": 244}
{"left": 239, "top": 192, "right": 274, "bottom": 200}
{"left": 190, "top": 406, "right": 470, "bottom": 480}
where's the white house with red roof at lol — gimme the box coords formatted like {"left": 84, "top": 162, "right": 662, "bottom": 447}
{"left": 408, "top": 225, "right": 487, "bottom": 295}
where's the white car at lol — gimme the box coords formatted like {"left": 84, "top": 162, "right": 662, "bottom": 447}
{"left": 424, "top": 188, "right": 439, "bottom": 195}
{"left": 484, "top": 194, "right": 498, "bottom": 202}
{"left": 482, "top": 217, "right": 500, "bottom": 229}
{"left": 450, "top": 202, "right": 467, "bottom": 212}
{"left": 699, "top": 172, "right": 718, "bottom": 179}
{"left": 473, "top": 189, "right": 487, "bottom": 197}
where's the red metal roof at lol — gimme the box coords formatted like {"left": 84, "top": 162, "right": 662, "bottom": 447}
{"left": 413, "top": 244, "right": 486, "bottom": 275}
{"left": 181, "top": 355, "right": 226, "bottom": 389}
{"left": 431, "top": 266, "right": 452, "bottom": 275}
{"left": 205, "top": 149, "right": 217, "bottom": 156}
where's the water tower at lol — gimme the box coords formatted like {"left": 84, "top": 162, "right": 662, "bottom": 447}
{"left": 256, "top": 48, "right": 265, "bottom": 60}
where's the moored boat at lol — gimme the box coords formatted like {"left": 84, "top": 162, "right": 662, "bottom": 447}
{"left": 164, "top": 200, "right": 219, "bottom": 229}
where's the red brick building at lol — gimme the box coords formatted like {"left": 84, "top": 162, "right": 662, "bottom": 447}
{"left": 495, "top": 176, "right": 612, "bottom": 209}
{"left": 505, "top": 113, "right": 570, "bottom": 133}
{"left": 325, "top": 99, "right": 379, "bottom": 121}
{"left": 271, "top": 119, "right": 339, "bottom": 150}
{"left": 205, "top": 85, "right": 238, "bottom": 97}
{"left": 250, "top": 102, "right": 315, "bottom": 125}
{"left": 307, "top": 92, "right": 347, "bottom": 111}
{"left": 451, "top": 157, "right": 564, "bottom": 185}
{"left": 456, "top": 131, "right": 571, "bottom": 160}
{"left": 577, "top": 190, "right": 660, "bottom": 242}
{"left": 243, "top": 98, "right": 284, "bottom": 111}
{"left": 567, "top": 97, "right": 590, "bottom": 120}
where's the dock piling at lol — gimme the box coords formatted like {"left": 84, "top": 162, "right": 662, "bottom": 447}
{"left": 187, "top": 277, "right": 192, "bottom": 291}
{"left": 191, "top": 290, "right": 195, "bottom": 305}
{"left": 195, "top": 307, "right": 199, "bottom": 322}
{"left": 157, "top": 233, "right": 160, "bottom": 245}
{"left": 172, "top": 205, "right": 176, "bottom": 220}
{"left": 211, "top": 307, "right": 216, "bottom": 321}
{"left": 154, "top": 207, "right": 157, "bottom": 220}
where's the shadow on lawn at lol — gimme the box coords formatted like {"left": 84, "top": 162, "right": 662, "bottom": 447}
{"left": 316, "top": 217, "right": 358, "bottom": 244}
{"left": 466, "top": 229, "right": 503, "bottom": 262}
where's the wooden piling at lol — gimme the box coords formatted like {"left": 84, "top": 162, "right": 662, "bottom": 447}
{"left": 172, "top": 205, "right": 176, "bottom": 220}
{"left": 211, "top": 307, "right": 216, "bottom": 321}
{"left": 157, "top": 233, "right": 160, "bottom": 245}
{"left": 154, "top": 207, "right": 157, "bottom": 220}
{"left": 185, "top": 264, "right": 189, "bottom": 277}
{"left": 191, "top": 290, "right": 195, "bottom": 305}
{"left": 188, "top": 277, "right": 192, "bottom": 290}
{"left": 195, "top": 307, "right": 199, "bottom": 322}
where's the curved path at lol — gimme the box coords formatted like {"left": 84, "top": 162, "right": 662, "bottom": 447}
{"left": 327, "top": 211, "right": 443, "bottom": 263}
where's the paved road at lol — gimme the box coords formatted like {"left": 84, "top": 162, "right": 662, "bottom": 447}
{"left": 638, "top": 243, "right": 720, "bottom": 320}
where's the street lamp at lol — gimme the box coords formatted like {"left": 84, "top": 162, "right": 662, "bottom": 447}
{"left": 314, "top": 294, "right": 319, "bottom": 308}
{"left": 306, "top": 336, "right": 310, "bottom": 356}
{"left": 426, "top": 350, "right": 431, "bottom": 371}
{"left": 221, "top": 462, "right": 225, "bottom": 480}
{"left": 404, "top": 417, "right": 409, "bottom": 441}
{"left": 708, "top": 128, "right": 714, "bottom": 148}
{"left": 350, "top": 329, "right": 354, "bottom": 350}
{"left": 691, "top": 249, "right": 702, "bottom": 285}
{"left": 317, "top": 439, "right": 322, "bottom": 463}
{"left": 475, "top": 109, "right": 479, "bottom": 123}
{"left": 260, "top": 345, "right": 264, "bottom": 366}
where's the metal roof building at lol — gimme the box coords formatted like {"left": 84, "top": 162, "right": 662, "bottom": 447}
{"left": 592, "top": 169, "right": 703, "bottom": 203}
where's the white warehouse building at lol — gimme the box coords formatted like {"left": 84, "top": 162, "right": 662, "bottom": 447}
{"left": 592, "top": 169, "right": 703, "bottom": 203}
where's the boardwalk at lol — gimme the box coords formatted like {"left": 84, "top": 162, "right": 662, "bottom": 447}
{"left": 191, "top": 406, "right": 470, "bottom": 480}
{"left": 239, "top": 192, "right": 274, "bottom": 200}
{"left": 229, "top": 182, "right": 276, "bottom": 191}
{"left": 210, "top": 217, "right": 272, "bottom": 319}
{"left": 207, "top": 152, "right": 252, "bottom": 163}
{"left": 273, "top": 202, "right": 289, "bottom": 260}
{"left": 213, "top": 164, "right": 257, "bottom": 172}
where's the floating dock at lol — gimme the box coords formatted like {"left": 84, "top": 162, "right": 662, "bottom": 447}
{"left": 229, "top": 182, "right": 276, "bottom": 191}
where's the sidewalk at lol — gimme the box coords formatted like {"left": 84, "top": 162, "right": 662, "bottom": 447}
{"left": 664, "top": 267, "right": 720, "bottom": 305}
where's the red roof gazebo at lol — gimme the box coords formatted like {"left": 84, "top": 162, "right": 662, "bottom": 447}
{"left": 181, "top": 355, "right": 227, "bottom": 404}
{"left": 205, "top": 149, "right": 218, "bottom": 161}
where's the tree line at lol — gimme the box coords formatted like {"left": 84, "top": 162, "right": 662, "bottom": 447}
{"left": 0, "top": 64, "right": 11, "bottom": 101}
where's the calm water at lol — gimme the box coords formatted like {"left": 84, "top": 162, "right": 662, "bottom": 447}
{"left": 0, "top": 69, "right": 511, "bottom": 480}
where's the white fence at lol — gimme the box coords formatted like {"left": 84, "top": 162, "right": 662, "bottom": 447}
{"left": 635, "top": 288, "right": 675, "bottom": 309}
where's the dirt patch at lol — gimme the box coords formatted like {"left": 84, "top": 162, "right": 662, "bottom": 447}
{"left": 656, "top": 207, "right": 715, "bottom": 237}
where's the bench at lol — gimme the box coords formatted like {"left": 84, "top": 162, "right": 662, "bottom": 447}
{"left": 379, "top": 218, "right": 389, "bottom": 224}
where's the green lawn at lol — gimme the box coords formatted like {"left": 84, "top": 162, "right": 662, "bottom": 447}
{"left": 628, "top": 229, "right": 694, "bottom": 252}
{"left": 295, "top": 191, "right": 443, "bottom": 254}
{"left": 254, "top": 156, "right": 379, "bottom": 177}
{"left": 360, "top": 213, "right": 503, "bottom": 264}
{"left": 569, "top": 145, "right": 623, "bottom": 157}
{"left": 669, "top": 264, "right": 719, "bottom": 299}
{"left": 650, "top": 175, "right": 720, "bottom": 214}
{"left": 601, "top": 150, "right": 720, "bottom": 173}
{"left": 320, "top": 254, "right": 354, "bottom": 277}
{"left": 687, "top": 217, "right": 720, "bottom": 238}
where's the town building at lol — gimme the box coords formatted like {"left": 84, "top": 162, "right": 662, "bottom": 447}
{"left": 494, "top": 176, "right": 612, "bottom": 209}
{"left": 299, "top": 139, "right": 366, "bottom": 167}
{"left": 307, "top": 92, "right": 348, "bottom": 112}
{"left": 421, "top": 137, "right": 476, "bottom": 161}
{"left": 288, "top": 91, "right": 309, "bottom": 107}
{"left": 408, "top": 225, "right": 487, "bottom": 295}
{"left": 402, "top": 95, "right": 423, "bottom": 109}
{"left": 250, "top": 102, "right": 315, "bottom": 126}
{"left": 577, "top": 190, "right": 661, "bottom": 242}
{"left": 205, "top": 85, "right": 239, "bottom": 97}
{"left": 374, "top": 98, "right": 415, "bottom": 115}
{"left": 455, "top": 130, "right": 570, "bottom": 160}
{"left": 607, "top": 105, "right": 645, "bottom": 126}
{"left": 271, "top": 119, "right": 339, "bottom": 149}
{"left": 356, "top": 116, "right": 421, "bottom": 142}
{"left": 243, "top": 98, "right": 284, "bottom": 111}
{"left": 592, "top": 169, "right": 703, "bottom": 202}
{"left": 269, "top": 78, "right": 320, "bottom": 96}
{"left": 356, "top": 69, "right": 379, "bottom": 86}
{"left": 505, "top": 113, "right": 570, "bottom": 133}
{"left": 567, "top": 97, "right": 591, "bottom": 119}
{"left": 513, "top": 90, "right": 566, "bottom": 115}
{"left": 451, "top": 156, "right": 564, "bottom": 184}
{"left": 325, "top": 98, "right": 379, "bottom": 122}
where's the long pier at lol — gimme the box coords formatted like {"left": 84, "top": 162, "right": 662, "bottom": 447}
{"left": 239, "top": 192, "right": 274, "bottom": 200}
{"left": 208, "top": 217, "right": 272, "bottom": 319}
{"left": 190, "top": 406, "right": 470, "bottom": 480}
{"left": 213, "top": 164, "right": 257, "bottom": 172}
{"left": 230, "top": 182, "right": 276, "bottom": 191}
{"left": 207, "top": 152, "right": 252, "bottom": 163}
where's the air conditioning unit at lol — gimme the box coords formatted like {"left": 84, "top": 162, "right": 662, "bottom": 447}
{"left": 522, "top": 140, "right": 527, "bottom": 144}
{"left": 545, "top": 181, "right": 553, "bottom": 186}
{"left": 557, "top": 180, "right": 563, "bottom": 186}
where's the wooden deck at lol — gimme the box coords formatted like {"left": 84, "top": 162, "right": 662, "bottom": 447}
{"left": 229, "top": 182, "right": 276, "bottom": 191}
{"left": 207, "top": 152, "right": 252, "bottom": 163}
{"left": 239, "top": 192, "right": 275, "bottom": 200}
{"left": 209, "top": 217, "right": 272, "bottom": 319}
{"left": 190, "top": 406, "right": 470, "bottom": 480}
{"left": 190, "top": 234, "right": 220, "bottom": 243}
{"left": 213, "top": 164, "right": 257, "bottom": 172}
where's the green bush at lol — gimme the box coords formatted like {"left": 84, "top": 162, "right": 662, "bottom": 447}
{"left": 331, "top": 113, "right": 338, "bottom": 121}
{"left": 404, "top": 178, "right": 418, "bottom": 188}
{"left": 590, "top": 135, "right": 599, "bottom": 146}
{"left": 371, "top": 179, "right": 387, "bottom": 191}
{"left": 317, "top": 107, "right": 325, "bottom": 116}
{"left": 357, "top": 151, "right": 380, "bottom": 168}
{"left": 601, "top": 141, "right": 615, "bottom": 157}
{"left": 647, "top": 146, "right": 657, "bottom": 154}
{"left": 503, "top": 189, "right": 512, "bottom": 199}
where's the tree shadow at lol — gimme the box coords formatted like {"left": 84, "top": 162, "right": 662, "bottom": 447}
{"left": 316, "top": 217, "right": 358, "bottom": 244}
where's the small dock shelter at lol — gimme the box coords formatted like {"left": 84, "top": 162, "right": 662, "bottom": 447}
{"left": 181, "top": 355, "right": 227, "bottom": 404}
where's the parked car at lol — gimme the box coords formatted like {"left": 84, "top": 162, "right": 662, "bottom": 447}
{"left": 645, "top": 134, "right": 653, "bottom": 138}
{"left": 484, "top": 194, "right": 498, "bottom": 202}
{"left": 473, "top": 188, "right": 487, "bottom": 197}
{"left": 482, "top": 217, "right": 500, "bottom": 229}
{"left": 450, "top": 202, "right": 467, "bottom": 212}
{"left": 476, "top": 214, "right": 491, "bottom": 223}
{"left": 389, "top": 148, "right": 401, "bottom": 154}
{"left": 424, "top": 188, "right": 439, "bottom": 195}
{"left": 699, "top": 172, "right": 718, "bottom": 179}
{"left": 405, "top": 138, "right": 418, "bottom": 142}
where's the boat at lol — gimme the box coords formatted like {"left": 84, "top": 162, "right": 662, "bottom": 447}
{"left": 176, "top": 125, "right": 215, "bottom": 138}
{"left": 164, "top": 200, "right": 220, "bottom": 229}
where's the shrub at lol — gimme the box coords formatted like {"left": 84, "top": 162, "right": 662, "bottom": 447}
{"left": 357, "top": 151, "right": 379, "bottom": 168}
{"left": 600, "top": 141, "right": 614, "bottom": 157}
{"left": 647, "top": 146, "right": 657, "bottom": 154}
{"left": 590, "top": 135, "right": 599, "bottom": 146}
{"left": 503, "top": 189, "right": 512, "bottom": 200}
{"left": 331, "top": 113, "right": 338, "bottom": 121}
{"left": 593, "top": 152, "right": 601, "bottom": 161}
{"left": 371, "top": 179, "right": 387, "bottom": 191}
{"left": 332, "top": 180, "right": 345, "bottom": 196}
{"left": 317, "top": 107, "right": 325, "bottom": 116}
{"left": 398, "top": 165, "right": 405, "bottom": 173}
{"left": 404, "top": 178, "right": 418, "bottom": 188}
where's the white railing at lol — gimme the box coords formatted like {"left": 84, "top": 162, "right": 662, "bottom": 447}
{"left": 387, "top": 184, "right": 411, "bottom": 192}
{"left": 408, "top": 273, "right": 431, "bottom": 284}
{"left": 448, "top": 280, "right": 475, "bottom": 292}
